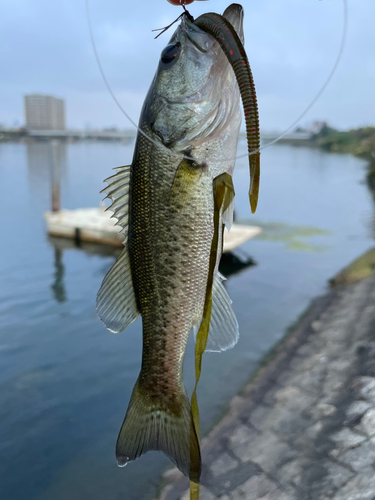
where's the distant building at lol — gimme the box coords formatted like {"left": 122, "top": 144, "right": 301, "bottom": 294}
{"left": 24, "top": 94, "right": 65, "bottom": 130}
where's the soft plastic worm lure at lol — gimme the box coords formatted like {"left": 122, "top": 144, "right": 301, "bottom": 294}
{"left": 190, "top": 11, "right": 260, "bottom": 213}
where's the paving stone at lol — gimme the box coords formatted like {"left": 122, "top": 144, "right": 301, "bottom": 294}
{"left": 274, "top": 386, "right": 300, "bottom": 403}
{"left": 270, "top": 411, "right": 311, "bottom": 439}
{"left": 290, "top": 353, "right": 325, "bottom": 372}
{"left": 321, "top": 460, "right": 354, "bottom": 494}
{"left": 262, "top": 385, "right": 282, "bottom": 407}
{"left": 327, "top": 357, "right": 352, "bottom": 374}
{"left": 274, "top": 369, "right": 295, "bottom": 386}
{"left": 321, "top": 326, "right": 348, "bottom": 343}
{"left": 345, "top": 400, "right": 373, "bottom": 425}
{"left": 359, "top": 408, "right": 375, "bottom": 436}
{"left": 231, "top": 474, "right": 277, "bottom": 500}
{"left": 248, "top": 405, "right": 271, "bottom": 430}
{"left": 257, "top": 489, "right": 294, "bottom": 500}
{"left": 206, "top": 461, "right": 262, "bottom": 497}
{"left": 331, "top": 469, "right": 375, "bottom": 500}
{"left": 278, "top": 483, "right": 299, "bottom": 499}
{"left": 329, "top": 427, "right": 367, "bottom": 458}
{"left": 230, "top": 430, "right": 294, "bottom": 473}
{"left": 311, "top": 320, "right": 322, "bottom": 332}
{"left": 324, "top": 340, "right": 347, "bottom": 359}
{"left": 256, "top": 407, "right": 293, "bottom": 434}
{"left": 295, "top": 367, "right": 325, "bottom": 395}
{"left": 296, "top": 341, "right": 320, "bottom": 357}
{"left": 307, "top": 402, "right": 337, "bottom": 419}
{"left": 354, "top": 376, "right": 375, "bottom": 402}
{"left": 297, "top": 459, "right": 354, "bottom": 498}
{"left": 210, "top": 452, "right": 239, "bottom": 478}
{"left": 180, "top": 486, "right": 215, "bottom": 500}
{"left": 274, "top": 385, "right": 315, "bottom": 413}
{"left": 306, "top": 421, "right": 324, "bottom": 440}
{"left": 322, "top": 368, "right": 348, "bottom": 396}
{"left": 339, "top": 437, "right": 375, "bottom": 471}
{"left": 228, "top": 424, "right": 258, "bottom": 459}
{"left": 274, "top": 458, "right": 307, "bottom": 484}
{"left": 356, "top": 341, "right": 375, "bottom": 359}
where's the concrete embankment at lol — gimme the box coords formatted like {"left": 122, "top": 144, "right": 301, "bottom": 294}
{"left": 156, "top": 250, "right": 375, "bottom": 500}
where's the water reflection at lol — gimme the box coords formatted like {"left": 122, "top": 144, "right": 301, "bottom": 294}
{"left": 240, "top": 219, "right": 331, "bottom": 253}
{"left": 47, "top": 236, "right": 120, "bottom": 303}
{"left": 219, "top": 251, "right": 256, "bottom": 277}
{"left": 47, "top": 235, "right": 121, "bottom": 258}
{"left": 47, "top": 232, "right": 256, "bottom": 300}
{"left": 2, "top": 141, "right": 375, "bottom": 500}
{"left": 27, "top": 141, "right": 67, "bottom": 210}
{"left": 51, "top": 247, "right": 66, "bottom": 303}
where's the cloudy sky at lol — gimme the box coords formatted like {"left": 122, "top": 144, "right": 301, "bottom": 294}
{"left": 0, "top": 0, "right": 374, "bottom": 131}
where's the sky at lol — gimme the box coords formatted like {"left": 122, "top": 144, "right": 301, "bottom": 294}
{"left": 0, "top": 0, "right": 374, "bottom": 131}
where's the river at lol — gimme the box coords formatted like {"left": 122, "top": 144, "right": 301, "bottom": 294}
{"left": 0, "top": 140, "right": 373, "bottom": 500}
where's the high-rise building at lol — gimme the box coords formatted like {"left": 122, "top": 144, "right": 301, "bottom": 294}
{"left": 24, "top": 94, "right": 65, "bottom": 130}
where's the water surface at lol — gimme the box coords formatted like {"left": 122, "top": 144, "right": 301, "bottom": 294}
{"left": 0, "top": 140, "right": 372, "bottom": 500}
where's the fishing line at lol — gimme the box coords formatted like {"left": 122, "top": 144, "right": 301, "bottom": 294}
{"left": 85, "top": 0, "right": 164, "bottom": 151}
{"left": 86, "top": 0, "right": 347, "bottom": 162}
{"left": 237, "top": 0, "right": 348, "bottom": 159}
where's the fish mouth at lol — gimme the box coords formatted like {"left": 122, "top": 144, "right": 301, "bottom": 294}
{"left": 184, "top": 4, "right": 244, "bottom": 48}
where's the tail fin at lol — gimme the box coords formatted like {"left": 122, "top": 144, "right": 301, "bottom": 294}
{"left": 116, "top": 380, "right": 201, "bottom": 483}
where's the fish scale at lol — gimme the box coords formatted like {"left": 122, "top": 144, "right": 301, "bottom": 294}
{"left": 130, "top": 128, "right": 213, "bottom": 401}
{"left": 96, "top": 2, "right": 257, "bottom": 485}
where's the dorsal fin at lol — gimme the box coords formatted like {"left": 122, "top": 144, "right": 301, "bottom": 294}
{"left": 101, "top": 165, "right": 131, "bottom": 243}
{"left": 97, "top": 165, "right": 139, "bottom": 333}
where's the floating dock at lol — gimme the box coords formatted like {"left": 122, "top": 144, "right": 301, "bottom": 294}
{"left": 44, "top": 206, "right": 261, "bottom": 252}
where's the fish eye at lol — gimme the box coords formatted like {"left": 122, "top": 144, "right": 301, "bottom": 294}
{"left": 161, "top": 43, "right": 180, "bottom": 65}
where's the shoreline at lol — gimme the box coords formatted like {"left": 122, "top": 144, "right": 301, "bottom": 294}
{"left": 156, "top": 248, "right": 375, "bottom": 500}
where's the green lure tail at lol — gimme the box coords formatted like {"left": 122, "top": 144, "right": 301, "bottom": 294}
{"left": 191, "top": 7, "right": 260, "bottom": 213}
{"left": 190, "top": 173, "right": 235, "bottom": 499}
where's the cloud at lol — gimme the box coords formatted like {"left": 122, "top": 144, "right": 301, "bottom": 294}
{"left": 0, "top": 0, "right": 374, "bottom": 130}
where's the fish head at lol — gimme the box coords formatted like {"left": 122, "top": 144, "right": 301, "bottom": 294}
{"left": 146, "top": 4, "right": 244, "bottom": 162}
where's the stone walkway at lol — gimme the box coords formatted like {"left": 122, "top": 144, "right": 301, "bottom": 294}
{"left": 157, "top": 272, "right": 375, "bottom": 500}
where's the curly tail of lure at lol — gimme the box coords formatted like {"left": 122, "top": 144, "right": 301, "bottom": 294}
{"left": 192, "top": 9, "right": 260, "bottom": 213}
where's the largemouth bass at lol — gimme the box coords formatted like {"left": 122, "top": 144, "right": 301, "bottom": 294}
{"left": 97, "top": 3, "right": 258, "bottom": 482}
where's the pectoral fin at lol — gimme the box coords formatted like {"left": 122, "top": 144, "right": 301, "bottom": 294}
{"left": 222, "top": 196, "right": 235, "bottom": 230}
{"left": 169, "top": 158, "right": 204, "bottom": 203}
{"left": 96, "top": 247, "right": 139, "bottom": 333}
{"left": 193, "top": 273, "right": 239, "bottom": 352}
